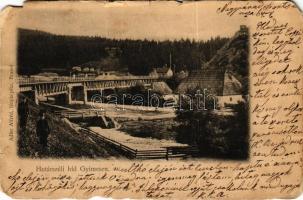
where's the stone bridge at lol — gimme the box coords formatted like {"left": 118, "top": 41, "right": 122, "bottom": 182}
{"left": 19, "top": 76, "right": 162, "bottom": 104}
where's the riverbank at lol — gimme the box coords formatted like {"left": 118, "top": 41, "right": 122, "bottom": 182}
{"left": 67, "top": 101, "right": 176, "bottom": 120}
{"left": 67, "top": 102, "right": 179, "bottom": 140}
{"left": 18, "top": 99, "right": 124, "bottom": 159}
{"left": 89, "top": 127, "right": 187, "bottom": 151}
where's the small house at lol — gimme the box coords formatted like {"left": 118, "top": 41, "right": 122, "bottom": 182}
{"left": 149, "top": 65, "right": 173, "bottom": 78}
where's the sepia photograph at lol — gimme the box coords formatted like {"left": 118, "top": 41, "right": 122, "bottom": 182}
{"left": 17, "top": 4, "right": 249, "bottom": 160}
{"left": 1, "top": 1, "right": 303, "bottom": 199}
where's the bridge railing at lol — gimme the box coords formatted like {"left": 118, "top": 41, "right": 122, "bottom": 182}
{"left": 19, "top": 77, "right": 97, "bottom": 84}
{"left": 19, "top": 75, "right": 161, "bottom": 85}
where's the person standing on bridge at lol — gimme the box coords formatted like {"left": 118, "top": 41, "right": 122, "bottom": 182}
{"left": 36, "top": 110, "right": 50, "bottom": 152}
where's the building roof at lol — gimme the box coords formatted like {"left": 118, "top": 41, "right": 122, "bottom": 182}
{"left": 176, "top": 69, "right": 242, "bottom": 96}
{"left": 177, "top": 68, "right": 224, "bottom": 95}
{"left": 223, "top": 72, "right": 242, "bottom": 95}
{"left": 154, "top": 66, "right": 171, "bottom": 74}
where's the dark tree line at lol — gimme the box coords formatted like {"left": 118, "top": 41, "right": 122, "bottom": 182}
{"left": 175, "top": 98, "right": 249, "bottom": 160}
{"left": 18, "top": 28, "right": 228, "bottom": 75}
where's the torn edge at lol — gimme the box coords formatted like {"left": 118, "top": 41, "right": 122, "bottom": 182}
{"left": 0, "top": 0, "right": 25, "bottom": 12}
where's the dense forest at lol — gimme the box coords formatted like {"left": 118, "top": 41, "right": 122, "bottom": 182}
{"left": 17, "top": 29, "right": 229, "bottom": 75}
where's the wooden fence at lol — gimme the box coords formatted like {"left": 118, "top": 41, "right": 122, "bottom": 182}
{"left": 80, "top": 128, "right": 199, "bottom": 160}
{"left": 80, "top": 128, "right": 138, "bottom": 158}
{"left": 40, "top": 103, "right": 105, "bottom": 119}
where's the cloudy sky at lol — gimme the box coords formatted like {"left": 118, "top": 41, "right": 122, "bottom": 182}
{"left": 17, "top": 1, "right": 246, "bottom": 41}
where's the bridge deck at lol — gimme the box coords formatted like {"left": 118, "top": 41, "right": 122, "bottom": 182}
{"left": 19, "top": 76, "right": 161, "bottom": 85}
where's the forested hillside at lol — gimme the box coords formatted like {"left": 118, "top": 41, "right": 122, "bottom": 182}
{"left": 17, "top": 28, "right": 228, "bottom": 75}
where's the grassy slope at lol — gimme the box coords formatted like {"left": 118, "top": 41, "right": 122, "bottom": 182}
{"left": 18, "top": 101, "right": 123, "bottom": 159}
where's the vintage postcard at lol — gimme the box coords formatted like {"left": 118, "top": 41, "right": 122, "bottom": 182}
{"left": 0, "top": 0, "right": 302, "bottom": 199}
